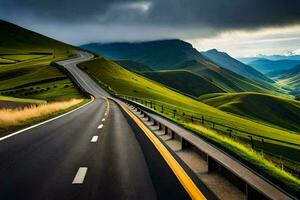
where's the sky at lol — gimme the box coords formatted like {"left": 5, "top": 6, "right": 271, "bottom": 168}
{"left": 1, "top": 0, "right": 300, "bottom": 57}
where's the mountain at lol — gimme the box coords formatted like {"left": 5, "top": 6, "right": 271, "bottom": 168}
{"left": 202, "top": 49, "right": 273, "bottom": 83}
{"left": 81, "top": 39, "right": 206, "bottom": 70}
{"left": 199, "top": 92, "right": 300, "bottom": 132}
{"left": 247, "top": 58, "right": 300, "bottom": 74}
{"left": 81, "top": 40, "right": 284, "bottom": 95}
{"left": 239, "top": 55, "right": 300, "bottom": 64}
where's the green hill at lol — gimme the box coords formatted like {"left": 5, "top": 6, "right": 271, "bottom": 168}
{"left": 81, "top": 40, "right": 284, "bottom": 95}
{"left": 200, "top": 92, "right": 300, "bottom": 132}
{"left": 0, "top": 20, "right": 82, "bottom": 101}
{"left": 114, "top": 59, "right": 153, "bottom": 72}
{"left": 143, "top": 70, "right": 225, "bottom": 96}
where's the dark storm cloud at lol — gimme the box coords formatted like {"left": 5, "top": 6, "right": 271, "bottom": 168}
{"left": 2, "top": 0, "right": 300, "bottom": 28}
{"left": 1, "top": 0, "right": 300, "bottom": 43}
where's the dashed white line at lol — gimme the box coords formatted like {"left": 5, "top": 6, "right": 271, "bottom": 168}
{"left": 72, "top": 167, "right": 88, "bottom": 184}
{"left": 91, "top": 136, "right": 98, "bottom": 142}
{"left": 97, "top": 124, "right": 103, "bottom": 129}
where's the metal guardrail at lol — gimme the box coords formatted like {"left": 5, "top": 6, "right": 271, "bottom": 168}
{"left": 120, "top": 97, "right": 298, "bottom": 200}
{"left": 116, "top": 94, "right": 300, "bottom": 176}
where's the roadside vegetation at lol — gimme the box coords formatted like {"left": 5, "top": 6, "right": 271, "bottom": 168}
{"left": 0, "top": 20, "right": 89, "bottom": 135}
{"left": 0, "top": 99, "right": 82, "bottom": 128}
{"left": 78, "top": 56, "right": 300, "bottom": 191}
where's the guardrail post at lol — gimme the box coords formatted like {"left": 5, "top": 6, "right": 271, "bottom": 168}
{"left": 150, "top": 101, "right": 153, "bottom": 109}
{"left": 207, "top": 155, "right": 218, "bottom": 172}
{"left": 165, "top": 127, "right": 168, "bottom": 135}
{"left": 181, "top": 137, "right": 190, "bottom": 150}
{"left": 191, "top": 115, "right": 194, "bottom": 123}
{"left": 201, "top": 116, "right": 204, "bottom": 125}
{"left": 158, "top": 123, "right": 162, "bottom": 130}
{"left": 153, "top": 120, "right": 157, "bottom": 126}
{"left": 249, "top": 136, "right": 254, "bottom": 148}
{"left": 171, "top": 130, "right": 175, "bottom": 139}
{"left": 227, "top": 129, "right": 232, "bottom": 137}
{"left": 173, "top": 110, "right": 176, "bottom": 118}
{"left": 161, "top": 105, "right": 164, "bottom": 113}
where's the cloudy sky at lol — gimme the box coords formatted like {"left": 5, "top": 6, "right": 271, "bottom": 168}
{"left": 1, "top": 0, "right": 300, "bottom": 57}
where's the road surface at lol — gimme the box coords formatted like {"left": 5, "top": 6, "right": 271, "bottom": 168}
{"left": 0, "top": 52, "right": 191, "bottom": 200}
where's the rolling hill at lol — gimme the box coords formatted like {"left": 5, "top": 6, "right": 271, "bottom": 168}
{"left": 0, "top": 20, "right": 83, "bottom": 101}
{"left": 202, "top": 49, "right": 273, "bottom": 83}
{"left": 143, "top": 70, "right": 225, "bottom": 97}
{"left": 199, "top": 92, "right": 300, "bottom": 132}
{"left": 81, "top": 40, "right": 284, "bottom": 95}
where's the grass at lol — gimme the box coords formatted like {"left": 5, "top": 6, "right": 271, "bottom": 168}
{"left": 143, "top": 70, "right": 225, "bottom": 96}
{"left": 0, "top": 98, "right": 82, "bottom": 129}
{"left": 78, "top": 57, "right": 300, "bottom": 191}
{"left": 187, "top": 124, "right": 300, "bottom": 190}
{"left": 199, "top": 92, "right": 300, "bottom": 132}
{"left": 0, "top": 99, "right": 89, "bottom": 137}
{"left": 0, "top": 95, "right": 46, "bottom": 104}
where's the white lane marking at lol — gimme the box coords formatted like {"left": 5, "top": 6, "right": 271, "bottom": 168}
{"left": 97, "top": 124, "right": 103, "bottom": 129}
{"left": 102, "top": 118, "right": 105, "bottom": 122}
{"left": 91, "top": 136, "right": 98, "bottom": 143}
{"left": 72, "top": 167, "right": 88, "bottom": 184}
{"left": 0, "top": 99, "right": 94, "bottom": 142}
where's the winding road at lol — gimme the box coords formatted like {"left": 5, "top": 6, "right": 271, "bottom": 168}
{"left": 0, "top": 52, "right": 194, "bottom": 200}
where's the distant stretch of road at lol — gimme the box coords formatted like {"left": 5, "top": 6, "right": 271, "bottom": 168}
{"left": 0, "top": 52, "right": 193, "bottom": 200}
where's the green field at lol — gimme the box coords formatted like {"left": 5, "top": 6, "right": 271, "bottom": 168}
{"left": 78, "top": 57, "right": 300, "bottom": 190}
{"left": 199, "top": 92, "right": 300, "bottom": 132}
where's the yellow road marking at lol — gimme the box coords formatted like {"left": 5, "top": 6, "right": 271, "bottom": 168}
{"left": 114, "top": 98, "right": 206, "bottom": 200}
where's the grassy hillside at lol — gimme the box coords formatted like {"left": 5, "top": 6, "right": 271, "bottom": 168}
{"left": 143, "top": 70, "right": 225, "bottom": 96}
{"left": 78, "top": 57, "right": 300, "bottom": 143}
{"left": 0, "top": 20, "right": 83, "bottom": 102}
{"left": 82, "top": 39, "right": 285, "bottom": 95}
{"left": 114, "top": 59, "right": 153, "bottom": 72}
{"left": 0, "top": 20, "right": 73, "bottom": 50}
{"left": 199, "top": 92, "right": 300, "bottom": 132}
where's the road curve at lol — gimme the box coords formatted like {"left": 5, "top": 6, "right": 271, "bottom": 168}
{"left": 0, "top": 51, "right": 192, "bottom": 200}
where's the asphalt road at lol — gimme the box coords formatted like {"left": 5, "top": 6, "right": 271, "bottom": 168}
{"left": 0, "top": 52, "right": 190, "bottom": 200}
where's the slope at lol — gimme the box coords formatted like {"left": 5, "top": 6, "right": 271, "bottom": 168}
{"left": 143, "top": 70, "right": 225, "bottom": 97}
{"left": 199, "top": 92, "right": 300, "bottom": 132}
{"left": 81, "top": 39, "right": 283, "bottom": 95}
{"left": 202, "top": 49, "right": 273, "bottom": 83}
{"left": 0, "top": 20, "right": 83, "bottom": 101}
{"left": 0, "top": 20, "right": 73, "bottom": 50}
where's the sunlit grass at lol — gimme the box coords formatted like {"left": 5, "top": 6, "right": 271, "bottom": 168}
{"left": 0, "top": 99, "right": 82, "bottom": 129}
{"left": 187, "top": 123, "right": 300, "bottom": 190}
